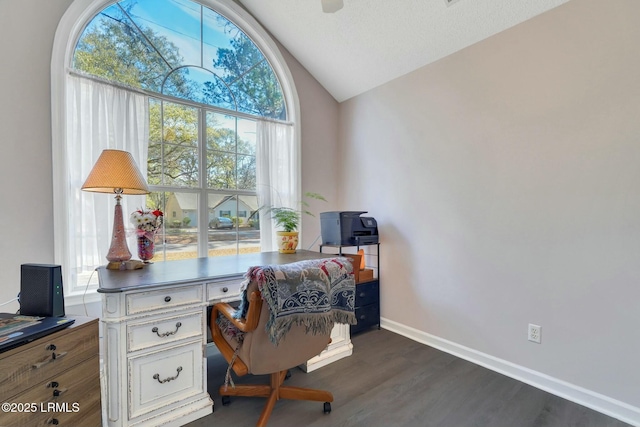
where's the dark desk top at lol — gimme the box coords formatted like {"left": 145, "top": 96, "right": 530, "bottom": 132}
{"left": 97, "top": 250, "right": 334, "bottom": 293}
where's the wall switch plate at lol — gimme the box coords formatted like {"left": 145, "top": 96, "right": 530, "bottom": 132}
{"left": 528, "top": 324, "right": 541, "bottom": 343}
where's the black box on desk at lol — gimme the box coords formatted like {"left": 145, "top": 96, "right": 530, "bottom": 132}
{"left": 20, "top": 264, "right": 65, "bottom": 317}
{"left": 320, "top": 211, "right": 378, "bottom": 246}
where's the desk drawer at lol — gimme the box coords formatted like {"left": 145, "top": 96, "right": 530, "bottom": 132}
{"left": 126, "top": 286, "right": 203, "bottom": 315}
{"left": 354, "top": 280, "right": 379, "bottom": 308}
{"left": 0, "top": 321, "right": 98, "bottom": 399}
{"left": 351, "top": 303, "right": 380, "bottom": 334}
{"left": 127, "top": 311, "right": 203, "bottom": 352}
{"left": 128, "top": 340, "right": 204, "bottom": 419}
{"left": 0, "top": 355, "right": 101, "bottom": 427}
{"left": 207, "top": 278, "right": 243, "bottom": 302}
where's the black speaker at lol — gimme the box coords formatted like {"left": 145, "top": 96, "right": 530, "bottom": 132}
{"left": 20, "top": 264, "right": 65, "bottom": 317}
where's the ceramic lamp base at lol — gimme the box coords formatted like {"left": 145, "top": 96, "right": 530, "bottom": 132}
{"left": 106, "top": 197, "right": 132, "bottom": 262}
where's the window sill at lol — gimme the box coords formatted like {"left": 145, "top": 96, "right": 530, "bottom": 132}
{"left": 65, "top": 289, "right": 101, "bottom": 308}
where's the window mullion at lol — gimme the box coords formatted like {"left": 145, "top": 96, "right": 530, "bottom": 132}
{"left": 197, "top": 107, "right": 209, "bottom": 257}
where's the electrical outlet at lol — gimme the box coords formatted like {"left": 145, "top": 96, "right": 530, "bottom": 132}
{"left": 528, "top": 324, "right": 541, "bottom": 343}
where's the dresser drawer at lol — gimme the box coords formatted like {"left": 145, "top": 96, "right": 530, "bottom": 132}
{"left": 128, "top": 340, "right": 204, "bottom": 419}
{"left": 0, "top": 355, "right": 101, "bottom": 427}
{"left": 37, "top": 402, "right": 102, "bottom": 427}
{"left": 351, "top": 303, "right": 380, "bottom": 334}
{"left": 126, "top": 285, "right": 203, "bottom": 315}
{"left": 127, "top": 311, "right": 203, "bottom": 352}
{"left": 354, "top": 280, "right": 379, "bottom": 308}
{"left": 206, "top": 278, "right": 243, "bottom": 302}
{"left": 0, "top": 396, "right": 101, "bottom": 427}
{"left": 0, "top": 320, "right": 98, "bottom": 399}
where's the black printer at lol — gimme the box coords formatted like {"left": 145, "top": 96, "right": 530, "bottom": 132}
{"left": 320, "top": 211, "right": 379, "bottom": 246}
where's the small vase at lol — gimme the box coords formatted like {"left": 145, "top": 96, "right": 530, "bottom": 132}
{"left": 137, "top": 235, "right": 155, "bottom": 263}
{"left": 276, "top": 231, "right": 299, "bottom": 254}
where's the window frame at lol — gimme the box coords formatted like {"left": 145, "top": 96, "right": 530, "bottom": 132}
{"left": 148, "top": 96, "right": 261, "bottom": 260}
{"left": 52, "top": 0, "right": 301, "bottom": 303}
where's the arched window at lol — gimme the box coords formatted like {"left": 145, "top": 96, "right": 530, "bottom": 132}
{"left": 52, "top": 0, "right": 300, "bottom": 297}
{"left": 73, "top": 0, "right": 287, "bottom": 119}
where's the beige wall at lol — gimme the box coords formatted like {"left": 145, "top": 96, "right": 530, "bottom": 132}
{"left": 339, "top": 0, "right": 640, "bottom": 415}
{"left": 280, "top": 45, "right": 341, "bottom": 250}
{"left": 0, "top": 0, "right": 75, "bottom": 312}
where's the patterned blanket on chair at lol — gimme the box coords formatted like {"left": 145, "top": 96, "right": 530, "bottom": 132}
{"left": 231, "top": 257, "right": 357, "bottom": 345}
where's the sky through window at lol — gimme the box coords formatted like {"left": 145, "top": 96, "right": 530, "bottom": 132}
{"left": 73, "top": 0, "right": 286, "bottom": 120}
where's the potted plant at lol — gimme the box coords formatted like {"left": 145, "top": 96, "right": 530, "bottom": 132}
{"left": 265, "top": 192, "right": 326, "bottom": 253}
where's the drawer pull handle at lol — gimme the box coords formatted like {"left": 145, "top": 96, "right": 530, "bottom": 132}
{"left": 153, "top": 366, "right": 183, "bottom": 384}
{"left": 52, "top": 388, "right": 68, "bottom": 397}
{"left": 222, "top": 287, "right": 229, "bottom": 293}
{"left": 359, "top": 292, "right": 366, "bottom": 298}
{"left": 359, "top": 314, "right": 366, "bottom": 320}
{"left": 164, "top": 296, "right": 172, "bottom": 302}
{"left": 46, "top": 418, "right": 59, "bottom": 425}
{"left": 152, "top": 322, "right": 182, "bottom": 337}
{"left": 32, "top": 352, "right": 68, "bottom": 369}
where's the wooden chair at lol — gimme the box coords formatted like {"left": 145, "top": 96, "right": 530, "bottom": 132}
{"left": 210, "top": 279, "right": 334, "bottom": 427}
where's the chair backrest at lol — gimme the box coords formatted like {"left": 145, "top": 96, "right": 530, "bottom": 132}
{"left": 234, "top": 280, "right": 332, "bottom": 375}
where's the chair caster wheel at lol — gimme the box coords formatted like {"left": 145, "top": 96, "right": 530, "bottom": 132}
{"left": 221, "top": 396, "right": 231, "bottom": 406}
{"left": 323, "top": 402, "right": 331, "bottom": 414}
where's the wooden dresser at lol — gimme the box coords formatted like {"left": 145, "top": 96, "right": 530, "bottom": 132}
{"left": 0, "top": 316, "right": 101, "bottom": 427}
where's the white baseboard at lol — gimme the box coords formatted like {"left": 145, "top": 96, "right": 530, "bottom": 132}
{"left": 380, "top": 317, "right": 640, "bottom": 427}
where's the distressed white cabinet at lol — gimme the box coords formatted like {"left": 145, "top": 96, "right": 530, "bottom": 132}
{"left": 100, "top": 283, "right": 212, "bottom": 427}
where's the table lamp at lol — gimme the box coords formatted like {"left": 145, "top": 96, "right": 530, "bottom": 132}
{"left": 81, "top": 149, "right": 149, "bottom": 266}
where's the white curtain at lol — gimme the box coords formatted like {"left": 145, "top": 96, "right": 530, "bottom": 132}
{"left": 65, "top": 75, "right": 148, "bottom": 290}
{"left": 256, "top": 120, "right": 299, "bottom": 252}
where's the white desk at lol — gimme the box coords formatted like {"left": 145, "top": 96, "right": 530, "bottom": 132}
{"left": 97, "top": 251, "right": 353, "bottom": 427}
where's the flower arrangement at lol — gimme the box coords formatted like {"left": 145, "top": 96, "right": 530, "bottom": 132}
{"left": 130, "top": 208, "right": 164, "bottom": 237}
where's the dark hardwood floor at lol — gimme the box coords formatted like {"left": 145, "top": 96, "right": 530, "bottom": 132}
{"left": 187, "top": 329, "right": 631, "bottom": 427}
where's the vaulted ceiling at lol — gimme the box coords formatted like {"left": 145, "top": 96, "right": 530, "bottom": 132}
{"left": 238, "top": 0, "right": 570, "bottom": 102}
